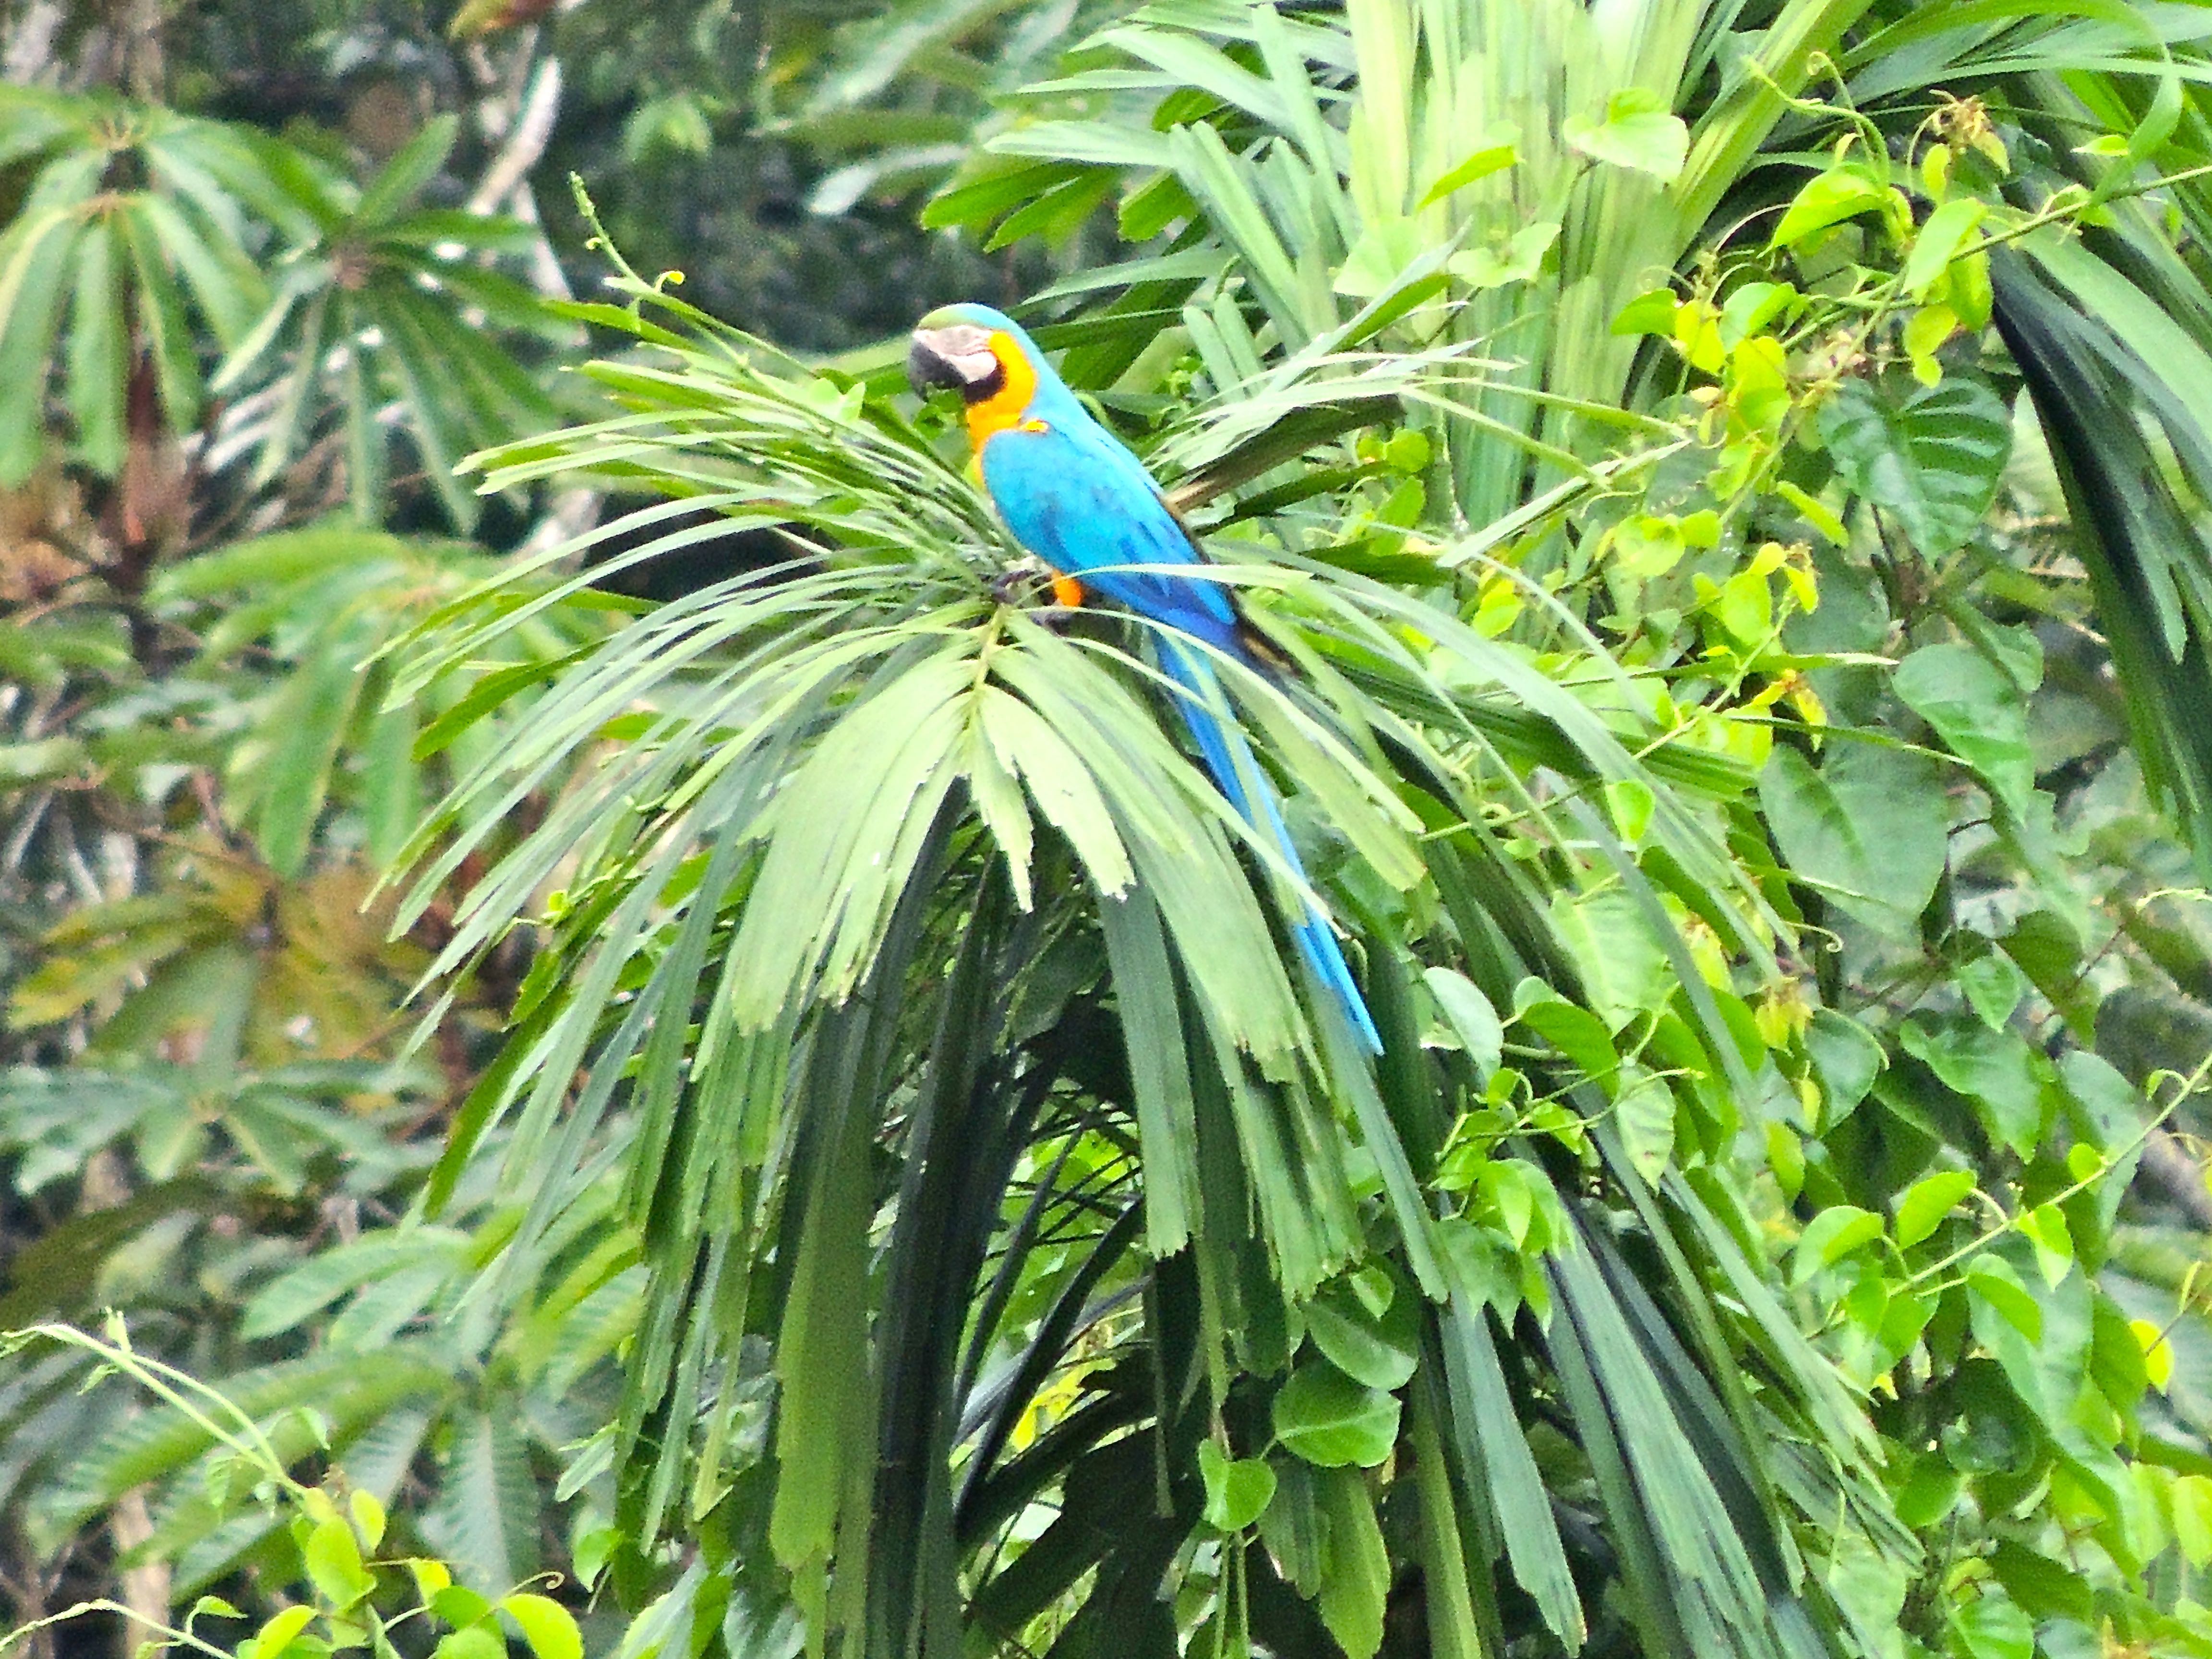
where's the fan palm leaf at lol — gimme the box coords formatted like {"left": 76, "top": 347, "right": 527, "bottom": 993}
{"left": 390, "top": 259, "right": 1903, "bottom": 1654}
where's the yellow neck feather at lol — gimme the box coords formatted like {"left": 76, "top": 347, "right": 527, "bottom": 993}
{"left": 963, "top": 331, "right": 1039, "bottom": 448}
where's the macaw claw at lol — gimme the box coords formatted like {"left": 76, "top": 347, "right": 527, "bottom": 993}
{"left": 989, "top": 560, "right": 1047, "bottom": 607}
{"left": 989, "top": 561, "right": 1084, "bottom": 617}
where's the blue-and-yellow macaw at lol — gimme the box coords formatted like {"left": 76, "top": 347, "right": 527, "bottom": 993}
{"left": 907, "top": 301, "right": 1381, "bottom": 1053}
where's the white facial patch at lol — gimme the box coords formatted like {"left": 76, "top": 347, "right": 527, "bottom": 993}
{"left": 915, "top": 324, "right": 1000, "bottom": 386}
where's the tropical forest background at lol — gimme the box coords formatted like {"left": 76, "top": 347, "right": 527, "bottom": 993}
{"left": 4, "top": 0, "right": 2212, "bottom": 1657}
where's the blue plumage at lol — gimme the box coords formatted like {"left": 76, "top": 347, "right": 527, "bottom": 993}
{"left": 916, "top": 303, "right": 1382, "bottom": 1055}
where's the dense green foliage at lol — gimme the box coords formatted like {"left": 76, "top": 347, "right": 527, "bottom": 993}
{"left": 5, "top": 3, "right": 2212, "bottom": 1659}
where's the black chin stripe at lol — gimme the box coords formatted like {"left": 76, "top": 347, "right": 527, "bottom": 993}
{"left": 961, "top": 357, "right": 1007, "bottom": 406}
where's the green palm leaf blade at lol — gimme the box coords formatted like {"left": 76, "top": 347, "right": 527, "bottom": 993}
{"left": 1992, "top": 250, "right": 2212, "bottom": 875}
{"left": 63, "top": 218, "right": 125, "bottom": 473}
{"left": 1436, "top": 1293, "right": 1586, "bottom": 1647}
{"left": 1097, "top": 887, "right": 1202, "bottom": 1254}
{"left": 0, "top": 204, "right": 82, "bottom": 486}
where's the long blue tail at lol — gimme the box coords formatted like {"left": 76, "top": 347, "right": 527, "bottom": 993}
{"left": 1157, "top": 640, "right": 1382, "bottom": 1055}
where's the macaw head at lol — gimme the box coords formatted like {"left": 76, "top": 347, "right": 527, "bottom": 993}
{"left": 907, "top": 303, "right": 1082, "bottom": 438}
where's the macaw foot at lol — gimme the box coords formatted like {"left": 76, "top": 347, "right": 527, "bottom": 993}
{"left": 990, "top": 562, "right": 1085, "bottom": 620}
{"left": 1028, "top": 606, "right": 1083, "bottom": 631}
{"left": 989, "top": 562, "right": 1050, "bottom": 607}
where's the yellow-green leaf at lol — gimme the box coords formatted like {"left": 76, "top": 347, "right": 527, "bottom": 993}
{"left": 1771, "top": 170, "right": 1887, "bottom": 249}
{"left": 2174, "top": 1474, "right": 2212, "bottom": 1567}
{"left": 2133, "top": 1318, "right": 2175, "bottom": 1393}
{"left": 255, "top": 1605, "right": 317, "bottom": 1659}
{"left": 500, "top": 1596, "right": 582, "bottom": 1659}
{"left": 1895, "top": 1170, "right": 1976, "bottom": 1248}
{"left": 1902, "top": 198, "right": 1986, "bottom": 297}
{"left": 1418, "top": 139, "right": 1518, "bottom": 207}
{"left": 305, "top": 1516, "right": 376, "bottom": 1611}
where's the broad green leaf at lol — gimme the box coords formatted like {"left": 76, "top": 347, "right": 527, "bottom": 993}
{"left": 1894, "top": 1457, "right": 1961, "bottom": 1530}
{"left": 1612, "top": 1063, "right": 1675, "bottom": 1181}
{"left": 1550, "top": 887, "right": 1670, "bottom": 1031}
{"left": 1770, "top": 169, "right": 1890, "bottom": 248}
{"left": 1604, "top": 777, "right": 1656, "bottom": 842}
{"left": 1563, "top": 89, "right": 1687, "bottom": 183}
{"left": 1719, "top": 280, "right": 1798, "bottom": 345}
{"left": 1818, "top": 374, "right": 2011, "bottom": 556}
{"left": 1951, "top": 1591, "right": 2032, "bottom": 1659}
{"left": 1898, "top": 1018, "right": 2048, "bottom": 1158}
{"left": 1761, "top": 742, "right": 1947, "bottom": 932}
{"left": 347, "top": 1491, "right": 385, "bottom": 1552}
{"left": 1957, "top": 953, "right": 2027, "bottom": 1029}
{"left": 1894, "top": 1170, "right": 1976, "bottom": 1248}
{"left": 428, "top": 1587, "right": 489, "bottom": 1629}
{"left": 1895, "top": 641, "right": 2034, "bottom": 815}
{"left": 1271, "top": 1359, "right": 1400, "bottom": 1467}
{"left": 1513, "top": 984, "right": 1618, "bottom": 1090}
{"left": 1791, "top": 1205, "right": 1882, "bottom": 1283}
{"left": 1611, "top": 288, "right": 1677, "bottom": 336}
{"left": 1806, "top": 1009, "right": 1885, "bottom": 1118}
{"left": 2018, "top": 1203, "right": 2071, "bottom": 1288}
{"left": 1964, "top": 1256, "right": 2041, "bottom": 1344}
{"left": 1197, "top": 1440, "right": 1277, "bottom": 1532}
{"left": 1302, "top": 1275, "right": 1418, "bottom": 1391}
{"left": 1479, "top": 1159, "right": 1537, "bottom": 1248}
{"left": 1423, "top": 966, "right": 1501, "bottom": 1075}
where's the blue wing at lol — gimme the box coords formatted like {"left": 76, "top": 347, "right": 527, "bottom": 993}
{"left": 976, "top": 421, "right": 1382, "bottom": 1053}
{"left": 978, "top": 420, "right": 1242, "bottom": 656}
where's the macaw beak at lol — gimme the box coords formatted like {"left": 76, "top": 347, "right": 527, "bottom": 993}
{"left": 907, "top": 324, "right": 1003, "bottom": 402}
{"left": 906, "top": 329, "right": 967, "bottom": 398}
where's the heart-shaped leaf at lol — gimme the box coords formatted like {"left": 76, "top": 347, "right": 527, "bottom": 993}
{"left": 1563, "top": 89, "right": 1687, "bottom": 182}
{"left": 1198, "top": 1440, "right": 1278, "bottom": 1532}
{"left": 1818, "top": 374, "right": 2011, "bottom": 555}
{"left": 1271, "top": 1360, "right": 1400, "bottom": 1468}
